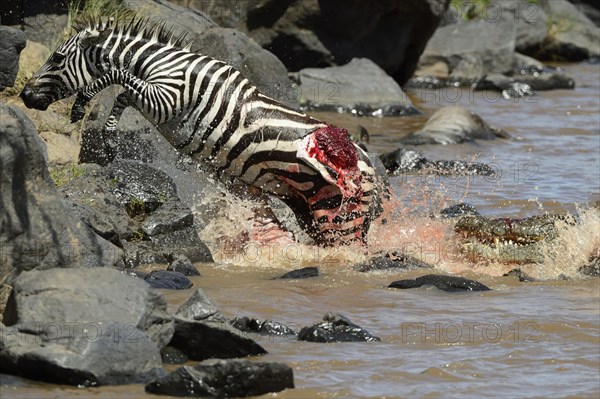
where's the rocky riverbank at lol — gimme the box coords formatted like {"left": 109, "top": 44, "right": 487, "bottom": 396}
{"left": 1, "top": 0, "right": 598, "bottom": 396}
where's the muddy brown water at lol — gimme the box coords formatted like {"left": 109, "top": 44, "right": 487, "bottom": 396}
{"left": 2, "top": 63, "right": 599, "bottom": 398}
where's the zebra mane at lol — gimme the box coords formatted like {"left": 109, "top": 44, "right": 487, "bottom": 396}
{"left": 72, "top": 14, "right": 190, "bottom": 49}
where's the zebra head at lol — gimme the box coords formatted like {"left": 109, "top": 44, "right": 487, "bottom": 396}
{"left": 20, "top": 26, "right": 112, "bottom": 110}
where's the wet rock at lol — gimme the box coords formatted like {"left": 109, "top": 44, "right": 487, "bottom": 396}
{"left": 138, "top": 226, "right": 213, "bottom": 264}
{"left": 354, "top": 252, "right": 434, "bottom": 272}
{"left": 389, "top": 274, "right": 491, "bottom": 292}
{"left": 0, "top": 267, "right": 172, "bottom": 385}
{"left": 60, "top": 160, "right": 213, "bottom": 264}
{"left": 167, "top": 254, "right": 200, "bottom": 276}
{"left": 144, "top": 270, "right": 193, "bottom": 290}
{"left": 168, "top": 317, "right": 267, "bottom": 361}
{"left": 276, "top": 266, "right": 319, "bottom": 279}
{"left": 115, "top": 266, "right": 148, "bottom": 279}
{"left": 440, "top": 203, "right": 480, "bottom": 218}
{"left": 296, "top": 58, "right": 419, "bottom": 116}
{"left": 175, "top": 289, "right": 225, "bottom": 323}
{"left": 503, "top": 268, "right": 536, "bottom": 282}
{"left": 140, "top": 200, "right": 194, "bottom": 237}
{"left": 379, "top": 146, "right": 495, "bottom": 177}
{"left": 298, "top": 312, "right": 380, "bottom": 343}
{"left": 401, "top": 107, "right": 510, "bottom": 146}
{"left": 0, "top": 26, "right": 27, "bottom": 90}
{"left": 160, "top": 346, "right": 188, "bottom": 365}
{"left": 200, "top": 0, "right": 448, "bottom": 85}
{"left": 145, "top": 359, "right": 294, "bottom": 397}
{"left": 0, "top": 104, "right": 121, "bottom": 284}
{"left": 578, "top": 255, "right": 600, "bottom": 277}
{"left": 230, "top": 317, "right": 297, "bottom": 337}
{"left": 122, "top": 0, "right": 296, "bottom": 108}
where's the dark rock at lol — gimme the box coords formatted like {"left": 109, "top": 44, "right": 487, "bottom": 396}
{"left": 140, "top": 200, "right": 194, "bottom": 237}
{"left": 379, "top": 147, "right": 427, "bottom": 173}
{"left": 160, "top": 346, "right": 188, "bottom": 365}
{"left": 175, "top": 289, "right": 225, "bottom": 323}
{"left": 0, "top": 267, "right": 172, "bottom": 385}
{"left": 379, "top": 146, "right": 495, "bottom": 177}
{"left": 296, "top": 58, "right": 420, "bottom": 116}
{"left": 354, "top": 252, "right": 434, "bottom": 272}
{"left": 60, "top": 160, "right": 213, "bottom": 265}
{"left": 389, "top": 274, "right": 491, "bottom": 292}
{"left": 167, "top": 254, "right": 200, "bottom": 276}
{"left": 0, "top": 104, "right": 121, "bottom": 283}
{"left": 298, "top": 312, "right": 380, "bottom": 343}
{"left": 168, "top": 317, "right": 267, "bottom": 361}
{"left": 440, "top": 203, "right": 480, "bottom": 218}
{"left": 144, "top": 271, "right": 193, "bottom": 290}
{"left": 570, "top": 0, "right": 600, "bottom": 27}
{"left": 145, "top": 359, "right": 294, "bottom": 397}
{"left": 139, "top": 226, "right": 213, "bottom": 264}
{"left": 1, "top": 1, "right": 67, "bottom": 47}
{"left": 230, "top": 316, "right": 297, "bottom": 337}
{"left": 276, "top": 266, "right": 319, "bottom": 279}
{"left": 0, "top": 26, "right": 27, "bottom": 91}
{"left": 122, "top": 0, "right": 297, "bottom": 108}
{"left": 401, "top": 107, "right": 510, "bottom": 145}
{"left": 199, "top": 0, "right": 448, "bottom": 85}
{"left": 503, "top": 268, "right": 536, "bottom": 282}
{"left": 579, "top": 255, "right": 600, "bottom": 277}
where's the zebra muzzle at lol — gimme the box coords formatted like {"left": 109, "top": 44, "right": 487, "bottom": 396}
{"left": 20, "top": 86, "right": 51, "bottom": 110}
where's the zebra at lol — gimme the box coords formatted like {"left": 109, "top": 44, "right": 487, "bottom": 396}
{"left": 20, "top": 16, "right": 385, "bottom": 246}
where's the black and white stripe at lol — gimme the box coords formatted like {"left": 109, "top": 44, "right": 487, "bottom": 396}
{"left": 22, "top": 17, "right": 384, "bottom": 245}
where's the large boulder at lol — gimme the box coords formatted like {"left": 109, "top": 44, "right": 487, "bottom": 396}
{"left": 295, "top": 58, "right": 419, "bottom": 116}
{"left": 145, "top": 359, "right": 294, "bottom": 397}
{"left": 0, "top": 26, "right": 27, "bottom": 91}
{"left": 419, "top": 12, "right": 517, "bottom": 80}
{"left": 0, "top": 267, "right": 172, "bottom": 385}
{"left": 60, "top": 160, "right": 213, "bottom": 265}
{"left": 0, "top": 104, "right": 120, "bottom": 283}
{"left": 533, "top": 0, "right": 600, "bottom": 60}
{"left": 198, "top": 0, "right": 449, "bottom": 85}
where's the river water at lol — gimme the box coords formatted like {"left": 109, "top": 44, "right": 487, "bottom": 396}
{"left": 1, "top": 64, "right": 598, "bottom": 398}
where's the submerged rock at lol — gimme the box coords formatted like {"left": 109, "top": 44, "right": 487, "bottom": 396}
{"left": 503, "top": 268, "right": 536, "bottom": 282}
{"left": 145, "top": 359, "right": 294, "bottom": 397}
{"left": 276, "top": 266, "right": 319, "bottom": 279}
{"left": 298, "top": 313, "right": 380, "bottom": 343}
{"left": 144, "top": 270, "right": 193, "bottom": 290}
{"left": 401, "top": 107, "right": 510, "bottom": 146}
{"left": 230, "top": 317, "right": 298, "bottom": 337}
{"left": 379, "top": 146, "right": 495, "bottom": 177}
{"left": 389, "top": 274, "right": 491, "bottom": 292}
{"left": 168, "top": 317, "right": 267, "bottom": 361}
{"left": 440, "top": 203, "right": 480, "bottom": 219}
{"left": 0, "top": 268, "right": 172, "bottom": 385}
{"left": 354, "top": 252, "right": 433, "bottom": 272}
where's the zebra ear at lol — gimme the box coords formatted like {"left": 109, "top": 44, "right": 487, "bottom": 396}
{"left": 79, "top": 28, "right": 112, "bottom": 47}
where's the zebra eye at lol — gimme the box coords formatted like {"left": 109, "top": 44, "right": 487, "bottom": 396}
{"left": 51, "top": 52, "right": 66, "bottom": 64}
